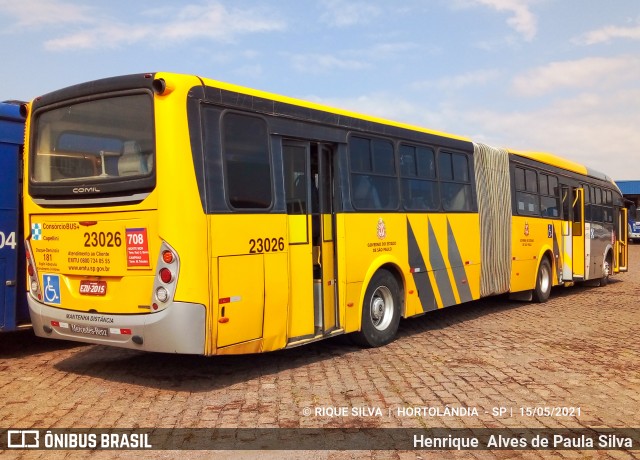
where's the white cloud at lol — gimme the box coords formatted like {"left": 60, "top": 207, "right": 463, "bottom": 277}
{"left": 511, "top": 56, "right": 640, "bottom": 97}
{"left": 0, "top": 0, "right": 93, "bottom": 26}
{"left": 306, "top": 72, "right": 639, "bottom": 181}
{"left": 288, "top": 41, "right": 421, "bottom": 75}
{"left": 461, "top": 57, "right": 640, "bottom": 179}
{"left": 366, "top": 42, "right": 421, "bottom": 58}
{"left": 412, "top": 69, "right": 502, "bottom": 91}
{"left": 574, "top": 21, "right": 640, "bottom": 45}
{"left": 161, "top": 2, "right": 285, "bottom": 41}
{"left": 288, "top": 40, "right": 425, "bottom": 76}
{"left": 461, "top": 88, "right": 640, "bottom": 180}
{"left": 234, "top": 64, "right": 264, "bottom": 79}
{"left": 455, "top": 0, "right": 537, "bottom": 41}
{"left": 319, "top": 0, "right": 381, "bottom": 28}
{"left": 45, "top": 24, "right": 152, "bottom": 50}
{"left": 290, "top": 53, "right": 370, "bottom": 73}
{"left": 41, "top": 1, "right": 285, "bottom": 51}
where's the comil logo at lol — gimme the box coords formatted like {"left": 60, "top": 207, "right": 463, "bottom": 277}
{"left": 72, "top": 187, "right": 101, "bottom": 193}
{"left": 7, "top": 430, "right": 40, "bottom": 448}
{"left": 31, "top": 223, "right": 43, "bottom": 241}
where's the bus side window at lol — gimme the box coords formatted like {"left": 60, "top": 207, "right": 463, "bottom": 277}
{"left": 540, "top": 174, "right": 559, "bottom": 218}
{"left": 222, "top": 113, "right": 272, "bottom": 209}
{"left": 400, "top": 143, "right": 439, "bottom": 211}
{"left": 352, "top": 175, "right": 381, "bottom": 209}
{"left": 439, "top": 151, "right": 473, "bottom": 212}
{"left": 348, "top": 135, "right": 397, "bottom": 210}
{"left": 283, "top": 144, "right": 308, "bottom": 214}
{"left": 514, "top": 166, "right": 540, "bottom": 216}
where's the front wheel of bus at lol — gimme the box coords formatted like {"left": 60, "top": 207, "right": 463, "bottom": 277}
{"left": 533, "top": 258, "right": 552, "bottom": 303}
{"left": 353, "top": 270, "right": 401, "bottom": 348}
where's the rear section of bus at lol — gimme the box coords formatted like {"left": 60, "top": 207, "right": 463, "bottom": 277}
{"left": 0, "top": 101, "right": 29, "bottom": 332}
{"left": 24, "top": 73, "right": 208, "bottom": 353}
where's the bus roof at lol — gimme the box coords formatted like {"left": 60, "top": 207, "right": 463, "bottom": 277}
{"left": 509, "top": 149, "right": 618, "bottom": 190}
{"left": 0, "top": 100, "right": 24, "bottom": 122}
{"left": 28, "top": 72, "right": 621, "bottom": 191}
{"left": 0, "top": 100, "right": 25, "bottom": 145}
{"left": 193, "top": 75, "right": 619, "bottom": 189}
{"left": 196, "top": 74, "right": 472, "bottom": 144}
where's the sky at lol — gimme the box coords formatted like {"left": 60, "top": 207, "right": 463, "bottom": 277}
{"left": 1, "top": 0, "right": 638, "bottom": 180}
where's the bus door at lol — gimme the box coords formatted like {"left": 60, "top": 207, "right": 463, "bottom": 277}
{"left": 615, "top": 207, "right": 628, "bottom": 272}
{"left": 283, "top": 141, "right": 338, "bottom": 341}
{"left": 561, "top": 185, "right": 585, "bottom": 281}
{"left": 571, "top": 187, "right": 585, "bottom": 279}
{"left": 561, "top": 185, "right": 573, "bottom": 281}
{"left": 317, "top": 144, "right": 338, "bottom": 334}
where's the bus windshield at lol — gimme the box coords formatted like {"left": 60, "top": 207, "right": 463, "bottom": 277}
{"left": 31, "top": 93, "right": 154, "bottom": 191}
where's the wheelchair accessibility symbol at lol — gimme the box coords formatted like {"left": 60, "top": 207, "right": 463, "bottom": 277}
{"left": 43, "top": 274, "right": 61, "bottom": 305}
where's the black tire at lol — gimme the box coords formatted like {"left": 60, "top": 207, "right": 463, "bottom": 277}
{"left": 598, "top": 256, "right": 612, "bottom": 287}
{"left": 352, "top": 269, "right": 401, "bottom": 348}
{"left": 533, "top": 258, "right": 552, "bottom": 303}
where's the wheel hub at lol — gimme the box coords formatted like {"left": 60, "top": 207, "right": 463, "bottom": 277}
{"left": 370, "top": 286, "right": 393, "bottom": 331}
{"left": 372, "top": 298, "right": 385, "bottom": 320}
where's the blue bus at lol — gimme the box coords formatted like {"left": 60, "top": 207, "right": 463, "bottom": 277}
{"left": 629, "top": 204, "right": 640, "bottom": 243}
{"left": 616, "top": 181, "right": 640, "bottom": 243}
{"left": 0, "top": 100, "right": 29, "bottom": 332}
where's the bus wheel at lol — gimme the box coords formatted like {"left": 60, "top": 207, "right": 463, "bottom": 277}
{"left": 598, "top": 259, "right": 611, "bottom": 287}
{"left": 533, "top": 258, "right": 552, "bottom": 303}
{"left": 353, "top": 270, "right": 401, "bottom": 348}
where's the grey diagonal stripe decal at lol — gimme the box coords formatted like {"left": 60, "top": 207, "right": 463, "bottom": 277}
{"left": 428, "top": 220, "right": 456, "bottom": 308}
{"left": 447, "top": 219, "right": 473, "bottom": 304}
{"left": 407, "top": 218, "right": 437, "bottom": 312}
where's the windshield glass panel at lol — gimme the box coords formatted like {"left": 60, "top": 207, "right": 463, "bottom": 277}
{"left": 32, "top": 94, "right": 154, "bottom": 184}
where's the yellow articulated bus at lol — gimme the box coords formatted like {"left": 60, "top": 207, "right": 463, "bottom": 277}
{"left": 22, "top": 72, "right": 628, "bottom": 355}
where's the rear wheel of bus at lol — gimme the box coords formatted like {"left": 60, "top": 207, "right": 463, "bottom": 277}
{"left": 353, "top": 269, "right": 401, "bottom": 348}
{"left": 533, "top": 258, "right": 552, "bottom": 303}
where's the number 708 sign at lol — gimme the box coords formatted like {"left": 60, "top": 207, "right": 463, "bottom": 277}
{"left": 125, "top": 228, "right": 150, "bottom": 267}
